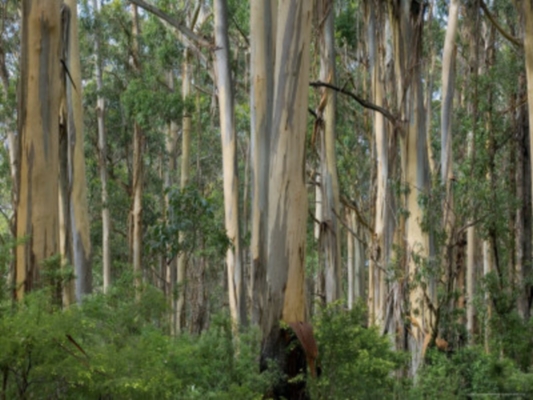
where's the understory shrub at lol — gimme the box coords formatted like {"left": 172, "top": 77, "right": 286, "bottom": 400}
{"left": 310, "top": 301, "right": 406, "bottom": 400}
{"left": 0, "top": 283, "right": 270, "bottom": 399}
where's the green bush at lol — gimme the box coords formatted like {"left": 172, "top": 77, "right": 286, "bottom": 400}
{"left": 310, "top": 301, "right": 405, "bottom": 400}
{"left": 0, "top": 283, "right": 270, "bottom": 399}
{"left": 410, "top": 347, "right": 533, "bottom": 399}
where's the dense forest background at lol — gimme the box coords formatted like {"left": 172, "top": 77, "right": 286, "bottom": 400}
{"left": 2, "top": 0, "right": 533, "bottom": 398}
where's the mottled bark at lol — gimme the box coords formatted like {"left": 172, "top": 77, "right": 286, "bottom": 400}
{"left": 16, "top": 0, "right": 61, "bottom": 297}
{"left": 465, "top": 0, "right": 481, "bottom": 341}
{"left": 367, "top": 2, "right": 390, "bottom": 329}
{"left": 250, "top": 0, "right": 276, "bottom": 325}
{"left": 176, "top": 48, "right": 192, "bottom": 332}
{"left": 259, "top": 2, "right": 313, "bottom": 396}
{"left": 131, "top": 5, "right": 143, "bottom": 290}
{"left": 389, "top": 0, "right": 431, "bottom": 375}
{"left": 317, "top": 0, "right": 341, "bottom": 304}
{"left": 62, "top": 0, "right": 92, "bottom": 302}
{"left": 522, "top": 0, "right": 533, "bottom": 320}
{"left": 93, "top": 0, "right": 111, "bottom": 293}
{"left": 165, "top": 70, "right": 178, "bottom": 333}
{"left": 214, "top": 0, "right": 246, "bottom": 327}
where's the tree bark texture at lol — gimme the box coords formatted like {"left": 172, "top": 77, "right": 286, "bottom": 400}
{"left": 260, "top": 4, "right": 314, "bottom": 393}
{"left": 214, "top": 0, "right": 246, "bottom": 328}
{"left": 317, "top": 0, "right": 341, "bottom": 304}
{"left": 62, "top": 0, "right": 92, "bottom": 302}
{"left": 131, "top": 5, "right": 143, "bottom": 291}
{"left": 176, "top": 47, "right": 192, "bottom": 332}
{"left": 93, "top": 0, "right": 111, "bottom": 294}
{"left": 388, "top": 0, "right": 431, "bottom": 375}
{"left": 250, "top": 0, "right": 276, "bottom": 326}
{"left": 16, "top": 0, "right": 62, "bottom": 298}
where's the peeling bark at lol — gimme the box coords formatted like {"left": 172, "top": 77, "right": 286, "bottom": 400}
{"left": 16, "top": 0, "right": 61, "bottom": 297}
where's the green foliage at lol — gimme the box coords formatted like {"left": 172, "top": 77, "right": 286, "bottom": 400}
{"left": 122, "top": 78, "right": 184, "bottom": 129}
{"left": 310, "top": 302, "right": 406, "bottom": 400}
{"left": 0, "top": 283, "right": 270, "bottom": 399}
{"left": 335, "top": 1, "right": 360, "bottom": 47}
{"left": 146, "top": 185, "right": 230, "bottom": 263}
{"left": 410, "top": 347, "right": 533, "bottom": 399}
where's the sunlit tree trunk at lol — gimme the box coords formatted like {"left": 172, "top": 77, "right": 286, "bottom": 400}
{"left": 260, "top": 2, "right": 313, "bottom": 395}
{"left": 61, "top": 0, "right": 92, "bottom": 302}
{"left": 483, "top": 18, "right": 496, "bottom": 353}
{"left": 465, "top": 0, "right": 481, "bottom": 341}
{"left": 314, "top": 174, "right": 324, "bottom": 302}
{"left": 214, "top": 0, "right": 246, "bottom": 328}
{"left": 131, "top": 5, "right": 143, "bottom": 290}
{"left": 16, "top": 0, "right": 61, "bottom": 298}
{"left": 250, "top": 0, "right": 276, "bottom": 325}
{"left": 467, "top": 132, "right": 476, "bottom": 340}
{"left": 317, "top": 0, "right": 341, "bottom": 304}
{"left": 347, "top": 210, "right": 354, "bottom": 309}
{"left": 441, "top": 0, "right": 460, "bottom": 337}
{"left": 441, "top": 0, "right": 458, "bottom": 189}
{"left": 93, "top": 0, "right": 111, "bottom": 293}
{"left": 176, "top": 48, "right": 192, "bottom": 332}
{"left": 389, "top": 0, "right": 431, "bottom": 375}
{"left": 367, "top": 2, "right": 390, "bottom": 329}
{"left": 347, "top": 209, "right": 365, "bottom": 309}
{"left": 165, "top": 70, "right": 179, "bottom": 333}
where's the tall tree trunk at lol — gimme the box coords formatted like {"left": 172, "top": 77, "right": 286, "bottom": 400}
{"left": 347, "top": 209, "right": 354, "bottom": 309}
{"left": 165, "top": 70, "right": 179, "bottom": 333}
{"left": 522, "top": 0, "right": 533, "bottom": 320}
{"left": 62, "top": 0, "right": 92, "bottom": 302}
{"left": 441, "top": 0, "right": 458, "bottom": 188}
{"left": 465, "top": 0, "right": 481, "bottom": 341}
{"left": 250, "top": 0, "right": 276, "bottom": 326}
{"left": 260, "top": 2, "right": 314, "bottom": 397}
{"left": 176, "top": 48, "right": 192, "bottom": 332}
{"left": 214, "top": 0, "right": 246, "bottom": 328}
{"left": 389, "top": 0, "right": 431, "bottom": 375}
{"left": 317, "top": 0, "right": 341, "bottom": 304}
{"left": 516, "top": 93, "right": 532, "bottom": 320}
{"left": 367, "top": 1, "right": 391, "bottom": 329}
{"left": 16, "top": 0, "right": 61, "bottom": 298}
{"left": 441, "top": 0, "right": 460, "bottom": 343}
{"left": 347, "top": 209, "right": 366, "bottom": 309}
{"left": 93, "top": 0, "right": 111, "bottom": 293}
{"left": 131, "top": 5, "right": 143, "bottom": 290}
{"left": 467, "top": 131, "right": 477, "bottom": 341}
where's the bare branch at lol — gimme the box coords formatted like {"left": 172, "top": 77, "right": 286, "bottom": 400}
{"left": 340, "top": 195, "right": 373, "bottom": 234}
{"left": 127, "top": 0, "right": 211, "bottom": 53}
{"left": 480, "top": 0, "right": 522, "bottom": 48}
{"left": 310, "top": 80, "right": 401, "bottom": 126}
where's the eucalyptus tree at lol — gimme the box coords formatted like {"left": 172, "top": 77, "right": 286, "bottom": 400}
{"left": 250, "top": 0, "right": 275, "bottom": 326}
{"left": 387, "top": 0, "right": 431, "bottom": 374}
{"left": 366, "top": 0, "right": 391, "bottom": 329}
{"left": 214, "top": 0, "right": 246, "bottom": 328}
{"left": 316, "top": 0, "right": 341, "bottom": 304}
{"left": 440, "top": 0, "right": 459, "bottom": 260}
{"left": 259, "top": 1, "right": 314, "bottom": 395}
{"left": 131, "top": 4, "right": 144, "bottom": 291}
{"left": 92, "top": 0, "right": 111, "bottom": 293}
{"left": 461, "top": 0, "right": 482, "bottom": 342}
{"left": 16, "top": 0, "right": 61, "bottom": 297}
{"left": 521, "top": 0, "right": 533, "bottom": 322}
{"left": 59, "top": 0, "right": 93, "bottom": 303}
